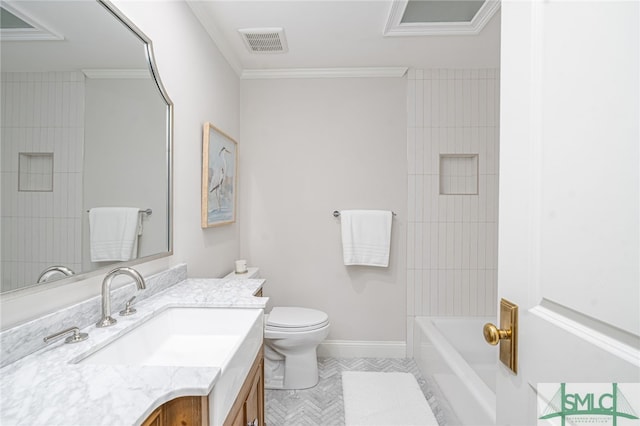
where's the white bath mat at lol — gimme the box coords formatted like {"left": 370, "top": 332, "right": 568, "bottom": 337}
{"left": 342, "top": 371, "right": 438, "bottom": 426}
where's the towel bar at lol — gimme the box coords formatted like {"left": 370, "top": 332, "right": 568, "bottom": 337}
{"left": 87, "top": 208, "right": 152, "bottom": 215}
{"left": 333, "top": 210, "right": 396, "bottom": 218}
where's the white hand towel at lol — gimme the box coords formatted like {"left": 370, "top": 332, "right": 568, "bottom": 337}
{"left": 340, "top": 210, "right": 393, "bottom": 267}
{"left": 89, "top": 207, "right": 140, "bottom": 262}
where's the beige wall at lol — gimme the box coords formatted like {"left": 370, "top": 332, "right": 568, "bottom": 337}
{"left": 0, "top": 1, "right": 241, "bottom": 328}
{"left": 239, "top": 77, "right": 407, "bottom": 341}
{"left": 117, "top": 1, "right": 242, "bottom": 279}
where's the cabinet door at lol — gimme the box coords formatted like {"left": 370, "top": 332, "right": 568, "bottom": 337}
{"left": 244, "top": 370, "right": 261, "bottom": 426}
{"left": 223, "top": 348, "right": 265, "bottom": 426}
{"left": 229, "top": 405, "right": 244, "bottom": 426}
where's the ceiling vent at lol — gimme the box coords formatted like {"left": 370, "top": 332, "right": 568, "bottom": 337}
{"left": 238, "top": 27, "right": 288, "bottom": 54}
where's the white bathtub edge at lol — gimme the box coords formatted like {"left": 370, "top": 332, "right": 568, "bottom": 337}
{"left": 415, "top": 317, "right": 496, "bottom": 425}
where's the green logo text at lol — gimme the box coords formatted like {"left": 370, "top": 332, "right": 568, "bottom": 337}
{"left": 539, "top": 383, "right": 639, "bottom": 425}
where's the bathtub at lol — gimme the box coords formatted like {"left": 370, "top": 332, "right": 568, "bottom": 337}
{"left": 414, "top": 316, "right": 497, "bottom": 425}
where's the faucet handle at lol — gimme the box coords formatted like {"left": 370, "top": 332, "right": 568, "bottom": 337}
{"left": 119, "top": 296, "right": 137, "bottom": 316}
{"left": 44, "top": 326, "right": 88, "bottom": 344}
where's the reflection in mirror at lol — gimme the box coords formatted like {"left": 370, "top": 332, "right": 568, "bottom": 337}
{"left": 0, "top": 1, "right": 172, "bottom": 294}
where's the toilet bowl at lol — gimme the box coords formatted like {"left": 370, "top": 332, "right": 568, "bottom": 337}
{"left": 223, "top": 267, "right": 330, "bottom": 390}
{"left": 264, "top": 307, "right": 330, "bottom": 390}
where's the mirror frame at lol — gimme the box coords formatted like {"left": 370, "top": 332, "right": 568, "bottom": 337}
{"left": 0, "top": 0, "right": 173, "bottom": 299}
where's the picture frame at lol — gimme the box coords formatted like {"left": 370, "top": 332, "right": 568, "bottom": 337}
{"left": 201, "top": 122, "right": 238, "bottom": 228}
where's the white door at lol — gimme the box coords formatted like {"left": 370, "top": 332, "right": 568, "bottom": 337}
{"left": 497, "top": 0, "right": 639, "bottom": 424}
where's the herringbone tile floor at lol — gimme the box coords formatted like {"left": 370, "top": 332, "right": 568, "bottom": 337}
{"left": 265, "top": 357, "right": 453, "bottom": 426}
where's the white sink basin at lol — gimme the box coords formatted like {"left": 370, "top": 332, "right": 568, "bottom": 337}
{"left": 78, "top": 307, "right": 263, "bottom": 368}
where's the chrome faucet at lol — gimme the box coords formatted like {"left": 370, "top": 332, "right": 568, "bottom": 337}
{"left": 96, "top": 267, "right": 146, "bottom": 328}
{"left": 37, "top": 265, "right": 75, "bottom": 283}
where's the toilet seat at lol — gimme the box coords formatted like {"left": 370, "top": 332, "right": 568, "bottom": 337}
{"left": 263, "top": 305, "right": 330, "bottom": 390}
{"left": 266, "top": 307, "right": 329, "bottom": 332}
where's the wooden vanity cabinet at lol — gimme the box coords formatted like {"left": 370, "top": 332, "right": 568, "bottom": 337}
{"left": 141, "top": 395, "right": 208, "bottom": 426}
{"left": 224, "top": 347, "right": 264, "bottom": 426}
{"left": 141, "top": 347, "right": 264, "bottom": 426}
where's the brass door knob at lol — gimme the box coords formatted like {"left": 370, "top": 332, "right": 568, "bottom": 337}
{"left": 483, "top": 323, "right": 512, "bottom": 345}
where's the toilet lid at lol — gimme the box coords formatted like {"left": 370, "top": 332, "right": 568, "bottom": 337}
{"left": 266, "top": 307, "right": 329, "bottom": 329}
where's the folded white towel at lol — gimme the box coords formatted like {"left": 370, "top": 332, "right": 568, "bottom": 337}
{"left": 89, "top": 207, "right": 140, "bottom": 262}
{"left": 340, "top": 210, "right": 393, "bottom": 267}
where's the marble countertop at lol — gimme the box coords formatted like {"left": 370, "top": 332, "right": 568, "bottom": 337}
{"left": 0, "top": 277, "right": 267, "bottom": 426}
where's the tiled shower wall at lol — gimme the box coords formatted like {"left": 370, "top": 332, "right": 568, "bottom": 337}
{"left": 406, "top": 68, "right": 499, "bottom": 332}
{"left": 1, "top": 72, "right": 84, "bottom": 292}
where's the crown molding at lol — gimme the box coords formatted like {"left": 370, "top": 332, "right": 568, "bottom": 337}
{"left": 384, "top": 0, "right": 501, "bottom": 36}
{"left": 82, "top": 69, "right": 150, "bottom": 79}
{"left": 241, "top": 67, "right": 408, "bottom": 80}
{"left": 0, "top": 28, "right": 62, "bottom": 41}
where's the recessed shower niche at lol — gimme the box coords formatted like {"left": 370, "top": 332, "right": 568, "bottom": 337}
{"left": 439, "top": 154, "right": 479, "bottom": 195}
{"left": 18, "top": 152, "right": 54, "bottom": 192}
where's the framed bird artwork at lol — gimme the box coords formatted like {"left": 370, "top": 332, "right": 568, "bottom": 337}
{"left": 201, "top": 122, "right": 238, "bottom": 227}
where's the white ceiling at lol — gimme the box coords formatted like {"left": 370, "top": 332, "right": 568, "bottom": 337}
{"left": 186, "top": 1, "right": 501, "bottom": 75}
{"left": 1, "top": 1, "right": 500, "bottom": 76}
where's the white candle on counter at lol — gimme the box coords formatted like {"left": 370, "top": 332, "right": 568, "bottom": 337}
{"left": 235, "top": 259, "right": 248, "bottom": 274}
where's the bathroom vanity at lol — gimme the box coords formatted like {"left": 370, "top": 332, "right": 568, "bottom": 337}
{"left": 141, "top": 348, "right": 264, "bottom": 426}
{"left": 0, "top": 269, "right": 267, "bottom": 426}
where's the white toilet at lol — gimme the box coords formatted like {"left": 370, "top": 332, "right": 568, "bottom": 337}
{"left": 224, "top": 267, "right": 330, "bottom": 390}
{"left": 263, "top": 306, "right": 330, "bottom": 390}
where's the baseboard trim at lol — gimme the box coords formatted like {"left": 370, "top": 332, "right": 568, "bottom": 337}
{"left": 317, "top": 340, "right": 407, "bottom": 358}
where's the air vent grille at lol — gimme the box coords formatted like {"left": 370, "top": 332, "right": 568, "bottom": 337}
{"left": 238, "top": 28, "right": 288, "bottom": 54}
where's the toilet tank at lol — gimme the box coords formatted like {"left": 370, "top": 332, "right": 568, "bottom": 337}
{"left": 224, "top": 267, "right": 260, "bottom": 279}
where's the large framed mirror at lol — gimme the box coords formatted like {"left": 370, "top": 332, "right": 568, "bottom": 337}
{"left": 0, "top": 0, "right": 173, "bottom": 295}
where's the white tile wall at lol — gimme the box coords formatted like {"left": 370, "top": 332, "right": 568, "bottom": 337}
{"left": 1, "top": 72, "right": 84, "bottom": 292}
{"left": 406, "top": 68, "right": 499, "bottom": 325}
